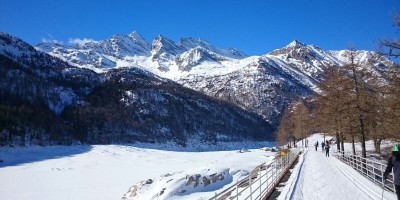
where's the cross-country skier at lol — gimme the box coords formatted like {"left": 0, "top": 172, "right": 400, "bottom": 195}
{"left": 325, "top": 142, "right": 330, "bottom": 157}
{"left": 384, "top": 144, "right": 400, "bottom": 200}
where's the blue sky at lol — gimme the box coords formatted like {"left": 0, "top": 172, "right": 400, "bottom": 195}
{"left": 0, "top": 0, "right": 399, "bottom": 55}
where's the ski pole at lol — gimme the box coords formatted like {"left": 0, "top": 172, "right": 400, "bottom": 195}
{"left": 381, "top": 179, "right": 387, "bottom": 200}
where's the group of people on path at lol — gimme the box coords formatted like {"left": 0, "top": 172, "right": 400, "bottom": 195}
{"left": 314, "top": 140, "right": 330, "bottom": 157}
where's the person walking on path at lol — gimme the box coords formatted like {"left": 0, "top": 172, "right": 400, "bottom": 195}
{"left": 321, "top": 142, "right": 325, "bottom": 151}
{"left": 315, "top": 141, "right": 319, "bottom": 151}
{"left": 384, "top": 144, "right": 400, "bottom": 200}
{"left": 325, "top": 142, "right": 330, "bottom": 157}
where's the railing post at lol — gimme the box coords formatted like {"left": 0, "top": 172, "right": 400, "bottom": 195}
{"left": 357, "top": 156, "right": 359, "bottom": 171}
{"left": 266, "top": 166, "right": 269, "bottom": 192}
{"left": 381, "top": 164, "right": 384, "bottom": 188}
{"left": 393, "top": 168, "right": 396, "bottom": 192}
{"left": 236, "top": 180, "right": 239, "bottom": 200}
{"left": 259, "top": 167, "right": 262, "bottom": 197}
{"left": 274, "top": 159, "right": 277, "bottom": 179}
{"left": 249, "top": 175, "right": 252, "bottom": 200}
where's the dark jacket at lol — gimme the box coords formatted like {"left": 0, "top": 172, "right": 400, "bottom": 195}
{"left": 384, "top": 153, "right": 400, "bottom": 185}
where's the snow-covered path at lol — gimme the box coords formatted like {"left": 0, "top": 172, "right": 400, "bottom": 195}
{"left": 281, "top": 134, "right": 397, "bottom": 200}
{"left": 292, "top": 148, "right": 371, "bottom": 199}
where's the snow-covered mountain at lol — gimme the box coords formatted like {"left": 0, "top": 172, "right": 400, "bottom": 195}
{"left": 36, "top": 32, "right": 151, "bottom": 72}
{"left": 0, "top": 31, "right": 392, "bottom": 147}
{"left": 0, "top": 32, "right": 274, "bottom": 147}
{"left": 36, "top": 32, "right": 248, "bottom": 77}
{"left": 36, "top": 32, "right": 392, "bottom": 125}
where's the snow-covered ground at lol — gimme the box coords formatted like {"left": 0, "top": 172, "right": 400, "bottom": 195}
{"left": 0, "top": 143, "right": 276, "bottom": 200}
{"left": 278, "top": 134, "right": 397, "bottom": 200}
{"left": 0, "top": 134, "right": 397, "bottom": 200}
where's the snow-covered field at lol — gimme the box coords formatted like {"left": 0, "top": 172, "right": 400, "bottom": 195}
{"left": 0, "top": 143, "right": 276, "bottom": 200}
{"left": 1, "top": 135, "right": 398, "bottom": 200}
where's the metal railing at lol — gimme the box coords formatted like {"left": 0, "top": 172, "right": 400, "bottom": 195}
{"left": 333, "top": 150, "right": 396, "bottom": 193}
{"left": 209, "top": 148, "right": 301, "bottom": 200}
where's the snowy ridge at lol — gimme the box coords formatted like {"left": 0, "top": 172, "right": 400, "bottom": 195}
{"left": 0, "top": 33, "right": 37, "bottom": 58}
{"left": 0, "top": 32, "right": 86, "bottom": 114}
{"left": 36, "top": 32, "right": 248, "bottom": 78}
{"left": 0, "top": 32, "right": 70, "bottom": 69}
{"left": 152, "top": 35, "right": 183, "bottom": 57}
{"left": 35, "top": 33, "right": 391, "bottom": 91}
{"left": 6, "top": 31, "right": 394, "bottom": 125}
{"left": 35, "top": 33, "right": 391, "bottom": 85}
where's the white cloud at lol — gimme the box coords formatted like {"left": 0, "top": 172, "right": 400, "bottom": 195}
{"left": 68, "top": 38, "right": 99, "bottom": 47}
{"left": 41, "top": 33, "right": 64, "bottom": 45}
{"left": 41, "top": 38, "right": 64, "bottom": 45}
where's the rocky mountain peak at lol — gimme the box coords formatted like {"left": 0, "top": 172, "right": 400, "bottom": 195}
{"left": 287, "top": 40, "right": 306, "bottom": 49}
{"left": 219, "top": 48, "right": 248, "bottom": 59}
{"left": 128, "top": 31, "right": 147, "bottom": 42}
{"left": 268, "top": 40, "right": 310, "bottom": 56}
{"left": 179, "top": 37, "right": 217, "bottom": 52}
{"left": 101, "top": 32, "right": 151, "bottom": 57}
{"left": 176, "top": 47, "right": 218, "bottom": 71}
{"left": 178, "top": 37, "right": 247, "bottom": 59}
{"left": 151, "top": 35, "right": 183, "bottom": 56}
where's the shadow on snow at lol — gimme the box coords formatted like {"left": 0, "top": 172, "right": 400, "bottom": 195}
{"left": 0, "top": 145, "right": 93, "bottom": 168}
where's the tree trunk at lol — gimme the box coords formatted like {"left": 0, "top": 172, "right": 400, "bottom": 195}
{"left": 360, "top": 116, "right": 367, "bottom": 158}
{"left": 374, "top": 138, "right": 381, "bottom": 153}
{"left": 340, "top": 132, "right": 345, "bottom": 155}
{"left": 348, "top": 55, "right": 367, "bottom": 158}
{"left": 293, "top": 137, "right": 296, "bottom": 147}
{"left": 336, "top": 131, "right": 340, "bottom": 151}
{"left": 352, "top": 136, "right": 356, "bottom": 155}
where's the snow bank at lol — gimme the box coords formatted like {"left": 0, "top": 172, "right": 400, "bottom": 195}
{"left": 123, "top": 168, "right": 235, "bottom": 200}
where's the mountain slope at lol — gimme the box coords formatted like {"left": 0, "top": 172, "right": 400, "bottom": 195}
{"left": 35, "top": 32, "right": 248, "bottom": 78}
{"left": 178, "top": 56, "right": 313, "bottom": 125}
{"left": 35, "top": 32, "right": 393, "bottom": 125}
{"left": 0, "top": 32, "right": 274, "bottom": 146}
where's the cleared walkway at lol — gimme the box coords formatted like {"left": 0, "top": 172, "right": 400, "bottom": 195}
{"left": 287, "top": 135, "right": 396, "bottom": 200}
